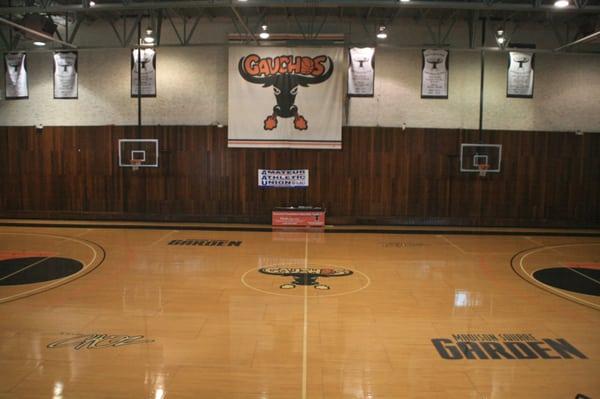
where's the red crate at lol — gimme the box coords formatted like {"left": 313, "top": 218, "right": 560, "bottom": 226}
{"left": 272, "top": 209, "right": 325, "bottom": 227}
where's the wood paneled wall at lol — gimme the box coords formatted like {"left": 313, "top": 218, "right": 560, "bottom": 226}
{"left": 1, "top": 126, "right": 598, "bottom": 226}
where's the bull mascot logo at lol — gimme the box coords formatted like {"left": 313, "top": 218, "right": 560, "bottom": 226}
{"left": 238, "top": 54, "right": 334, "bottom": 131}
{"left": 259, "top": 266, "right": 352, "bottom": 290}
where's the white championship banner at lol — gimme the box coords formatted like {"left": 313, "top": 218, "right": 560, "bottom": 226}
{"left": 53, "top": 52, "right": 78, "bottom": 99}
{"left": 258, "top": 169, "right": 309, "bottom": 188}
{"left": 228, "top": 47, "right": 343, "bottom": 149}
{"left": 348, "top": 47, "right": 375, "bottom": 97}
{"left": 4, "top": 52, "right": 28, "bottom": 99}
{"left": 421, "top": 49, "right": 449, "bottom": 98}
{"left": 131, "top": 48, "right": 156, "bottom": 97}
{"left": 507, "top": 51, "right": 534, "bottom": 98}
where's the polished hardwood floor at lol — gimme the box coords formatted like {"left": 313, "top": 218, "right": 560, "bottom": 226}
{"left": 0, "top": 222, "right": 599, "bottom": 398}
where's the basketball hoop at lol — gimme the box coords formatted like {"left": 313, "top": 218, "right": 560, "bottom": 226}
{"left": 478, "top": 163, "right": 490, "bottom": 177}
{"left": 131, "top": 159, "right": 142, "bottom": 171}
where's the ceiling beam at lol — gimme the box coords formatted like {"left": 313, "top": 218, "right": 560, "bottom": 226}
{"left": 230, "top": 6, "right": 258, "bottom": 45}
{"left": 16, "top": 42, "right": 599, "bottom": 55}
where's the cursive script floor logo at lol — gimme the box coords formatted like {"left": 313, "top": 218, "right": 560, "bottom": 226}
{"left": 259, "top": 266, "right": 352, "bottom": 290}
{"left": 47, "top": 333, "right": 154, "bottom": 350}
{"left": 380, "top": 242, "right": 426, "bottom": 248}
{"left": 168, "top": 239, "right": 242, "bottom": 247}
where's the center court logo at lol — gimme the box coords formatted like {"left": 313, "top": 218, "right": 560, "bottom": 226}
{"left": 259, "top": 266, "right": 352, "bottom": 290}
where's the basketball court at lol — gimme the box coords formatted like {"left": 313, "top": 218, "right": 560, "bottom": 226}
{"left": 2, "top": 0, "right": 600, "bottom": 398}
{"left": 0, "top": 222, "right": 598, "bottom": 398}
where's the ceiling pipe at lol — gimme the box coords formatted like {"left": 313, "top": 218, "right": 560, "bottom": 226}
{"left": 0, "top": 16, "right": 77, "bottom": 48}
{"left": 554, "top": 29, "right": 600, "bottom": 51}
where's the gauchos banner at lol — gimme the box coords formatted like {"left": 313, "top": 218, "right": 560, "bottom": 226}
{"left": 53, "top": 52, "right": 78, "bottom": 99}
{"left": 131, "top": 48, "right": 156, "bottom": 97}
{"left": 4, "top": 52, "right": 28, "bottom": 99}
{"left": 507, "top": 51, "right": 534, "bottom": 98}
{"left": 421, "top": 49, "right": 449, "bottom": 98}
{"left": 228, "top": 47, "right": 343, "bottom": 149}
{"left": 348, "top": 47, "right": 375, "bottom": 97}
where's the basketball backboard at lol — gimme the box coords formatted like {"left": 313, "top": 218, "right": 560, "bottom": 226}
{"left": 118, "top": 139, "right": 159, "bottom": 168}
{"left": 460, "top": 143, "right": 502, "bottom": 174}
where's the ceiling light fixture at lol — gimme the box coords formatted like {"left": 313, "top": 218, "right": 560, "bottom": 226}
{"left": 259, "top": 25, "right": 270, "bottom": 39}
{"left": 89, "top": 0, "right": 96, "bottom": 6}
{"left": 33, "top": 41, "right": 46, "bottom": 46}
{"left": 400, "top": 0, "right": 411, "bottom": 3}
{"left": 376, "top": 25, "right": 388, "bottom": 40}
{"left": 143, "top": 27, "right": 155, "bottom": 44}
{"left": 495, "top": 28, "right": 507, "bottom": 48}
{"left": 554, "top": 0, "right": 569, "bottom": 7}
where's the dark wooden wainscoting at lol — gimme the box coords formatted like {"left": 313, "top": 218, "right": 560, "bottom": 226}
{"left": 0, "top": 126, "right": 598, "bottom": 226}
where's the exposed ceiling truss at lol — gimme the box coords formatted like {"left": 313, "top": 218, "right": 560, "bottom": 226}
{"left": 1, "top": 0, "right": 600, "bottom": 15}
{"left": 0, "top": 0, "right": 598, "bottom": 52}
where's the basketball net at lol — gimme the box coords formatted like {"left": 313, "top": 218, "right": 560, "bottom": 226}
{"left": 131, "top": 159, "right": 142, "bottom": 171}
{"left": 478, "top": 163, "right": 490, "bottom": 177}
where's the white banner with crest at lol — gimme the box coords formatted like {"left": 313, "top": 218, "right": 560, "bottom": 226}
{"left": 421, "top": 49, "right": 449, "bottom": 98}
{"left": 4, "top": 52, "right": 28, "bottom": 99}
{"left": 348, "top": 47, "right": 375, "bottom": 97}
{"left": 228, "top": 47, "right": 343, "bottom": 149}
{"left": 131, "top": 48, "right": 156, "bottom": 97}
{"left": 507, "top": 51, "right": 534, "bottom": 98}
{"left": 53, "top": 52, "right": 78, "bottom": 99}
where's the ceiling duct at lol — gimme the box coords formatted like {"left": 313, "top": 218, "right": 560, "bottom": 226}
{"left": 17, "top": 14, "right": 57, "bottom": 41}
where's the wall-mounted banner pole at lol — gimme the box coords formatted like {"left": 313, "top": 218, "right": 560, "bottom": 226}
{"left": 137, "top": 18, "right": 142, "bottom": 136}
{"left": 478, "top": 18, "right": 486, "bottom": 138}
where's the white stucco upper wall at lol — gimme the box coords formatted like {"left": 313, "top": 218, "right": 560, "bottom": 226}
{"left": 346, "top": 49, "right": 481, "bottom": 129}
{"left": 1, "top": 46, "right": 599, "bottom": 132}
{"left": 482, "top": 51, "right": 600, "bottom": 132}
{"left": 0, "top": 47, "right": 228, "bottom": 126}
